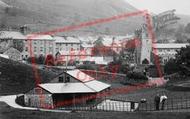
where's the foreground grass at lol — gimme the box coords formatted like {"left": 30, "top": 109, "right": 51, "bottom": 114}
{"left": 1, "top": 102, "right": 190, "bottom": 119}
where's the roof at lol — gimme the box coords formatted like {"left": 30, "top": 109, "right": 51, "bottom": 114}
{"left": 0, "top": 54, "right": 9, "bottom": 59}
{"left": 39, "top": 80, "right": 110, "bottom": 94}
{"left": 78, "top": 36, "right": 98, "bottom": 43}
{"left": 67, "top": 69, "right": 95, "bottom": 82}
{"left": 153, "top": 43, "right": 189, "bottom": 49}
{"left": 39, "top": 83, "right": 95, "bottom": 94}
{"left": 38, "top": 69, "right": 111, "bottom": 94}
{"left": 58, "top": 49, "right": 92, "bottom": 56}
{"left": 26, "top": 34, "right": 54, "bottom": 40}
{"left": 0, "top": 31, "right": 26, "bottom": 39}
{"left": 3, "top": 47, "right": 21, "bottom": 54}
{"left": 80, "top": 56, "right": 109, "bottom": 65}
{"left": 81, "top": 43, "right": 94, "bottom": 48}
{"left": 55, "top": 36, "right": 80, "bottom": 43}
{"left": 85, "top": 80, "right": 111, "bottom": 92}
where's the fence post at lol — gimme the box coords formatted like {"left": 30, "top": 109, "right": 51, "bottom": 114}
{"left": 171, "top": 98, "right": 173, "bottom": 110}
{"left": 186, "top": 97, "right": 188, "bottom": 108}
{"left": 181, "top": 97, "right": 183, "bottom": 109}
{"left": 123, "top": 101, "right": 125, "bottom": 112}
{"left": 145, "top": 103, "right": 148, "bottom": 111}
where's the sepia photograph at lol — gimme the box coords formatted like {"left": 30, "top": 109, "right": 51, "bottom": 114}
{"left": 0, "top": 0, "right": 190, "bottom": 119}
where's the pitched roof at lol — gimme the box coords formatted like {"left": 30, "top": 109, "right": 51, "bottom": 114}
{"left": 85, "top": 80, "right": 111, "bottom": 92}
{"left": 153, "top": 43, "right": 189, "bottom": 49}
{"left": 39, "top": 80, "right": 110, "bottom": 94}
{"left": 38, "top": 69, "right": 111, "bottom": 94}
{"left": 0, "top": 31, "right": 26, "bottom": 39}
{"left": 55, "top": 36, "right": 80, "bottom": 43}
{"left": 80, "top": 56, "right": 109, "bottom": 65}
{"left": 67, "top": 69, "right": 95, "bottom": 82}
{"left": 58, "top": 49, "right": 91, "bottom": 56}
{"left": 26, "top": 34, "right": 54, "bottom": 40}
{"left": 39, "top": 83, "right": 95, "bottom": 94}
{"left": 0, "top": 54, "right": 9, "bottom": 59}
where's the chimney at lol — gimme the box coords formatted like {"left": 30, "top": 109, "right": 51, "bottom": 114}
{"left": 20, "top": 25, "right": 27, "bottom": 34}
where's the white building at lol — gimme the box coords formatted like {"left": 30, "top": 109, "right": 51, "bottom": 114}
{"left": 152, "top": 43, "right": 189, "bottom": 64}
{"left": 22, "top": 34, "right": 55, "bottom": 59}
{"left": 0, "top": 31, "right": 26, "bottom": 53}
{"left": 55, "top": 49, "right": 92, "bottom": 65}
{"left": 140, "top": 38, "right": 152, "bottom": 64}
{"left": 54, "top": 36, "right": 80, "bottom": 53}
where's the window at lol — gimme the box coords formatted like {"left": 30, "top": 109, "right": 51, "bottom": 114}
{"left": 49, "top": 47, "right": 52, "bottom": 51}
{"left": 65, "top": 76, "right": 70, "bottom": 83}
{"left": 35, "top": 88, "right": 42, "bottom": 94}
{"left": 40, "top": 41, "right": 43, "bottom": 45}
{"left": 56, "top": 48, "right": 59, "bottom": 52}
{"left": 34, "top": 41, "right": 37, "bottom": 45}
{"left": 34, "top": 47, "right": 37, "bottom": 52}
{"left": 40, "top": 47, "right": 43, "bottom": 52}
{"left": 25, "top": 47, "right": 28, "bottom": 52}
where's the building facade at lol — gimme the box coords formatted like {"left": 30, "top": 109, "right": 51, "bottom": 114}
{"left": 3, "top": 47, "right": 22, "bottom": 61}
{"left": 0, "top": 31, "right": 26, "bottom": 54}
{"left": 23, "top": 69, "right": 111, "bottom": 108}
{"left": 55, "top": 36, "right": 80, "bottom": 53}
{"left": 152, "top": 43, "right": 189, "bottom": 64}
{"left": 22, "top": 35, "right": 56, "bottom": 60}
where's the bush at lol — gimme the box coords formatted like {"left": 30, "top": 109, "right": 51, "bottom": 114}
{"left": 126, "top": 71, "right": 148, "bottom": 80}
{"left": 164, "top": 59, "right": 180, "bottom": 75}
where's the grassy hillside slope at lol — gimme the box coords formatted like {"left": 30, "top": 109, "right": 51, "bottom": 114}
{"left": 0, "top": 57, "right": 57, "bottom": 95}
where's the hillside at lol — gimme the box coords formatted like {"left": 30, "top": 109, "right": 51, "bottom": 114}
{"left": 0, "top": 57, "right": 57, "bottom": 95}
{"left": 178, "top": 14, "right": 190, "bottom": 25}
{"left": 0, "top": 0, "right": 143, "bottom": 35}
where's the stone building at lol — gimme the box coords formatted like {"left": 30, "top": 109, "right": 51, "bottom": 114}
{"left": 24, "top": 69, "right": 111, "bottom": 108}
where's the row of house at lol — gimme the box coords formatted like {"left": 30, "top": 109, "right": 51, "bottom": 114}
{"left": 1, "top": 30, "right": 186, "bottom": 65}
{"left": 0, "top": 31, "right": 132, "bottom": 65}
{"left": 137, "top": 37, "right": 189, "bottom": 64}
{"left": 0, "top": 31, "right": 86, "bottom": 62}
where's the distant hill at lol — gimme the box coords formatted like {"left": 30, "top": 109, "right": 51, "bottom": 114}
{"left": 0, "top": 57, "right": 57, "bottom": 95}
{"left": 178, "top": 14, "right": 190, "bottom": 25}
{"left": 0, "top": 0, "right": 144, "bottom": 35}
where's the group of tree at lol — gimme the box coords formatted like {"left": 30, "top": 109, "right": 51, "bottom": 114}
{"left": 164, "top": 45, "right": 190, "bottom": 75}
{"left": 26, "top": 54, "right": 55, "bottom": 66}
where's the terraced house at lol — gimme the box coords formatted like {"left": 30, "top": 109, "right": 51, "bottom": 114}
{"left": 22, "top": 34, "right": 56, "bottom": 59}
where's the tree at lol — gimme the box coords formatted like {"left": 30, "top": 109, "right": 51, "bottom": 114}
{"left": 175, "top": 45, "right": 190, "bottom": 75}
{"left": 38, "top": 55, "right": 45, "bottom": 64}
{"left": 175, "top": 45, "right": 190, "bottom": 67}
{"left": 142, "top": 58, "right": 149, "bottom": 64}
{"left": 185, "top": 23, "right": 190, "bottom": 33}
{"left": 164, "top": 59, "right": 179, "bottom": 75}
{"left": 45, "top": 54, "right": 55, "bottom": 66}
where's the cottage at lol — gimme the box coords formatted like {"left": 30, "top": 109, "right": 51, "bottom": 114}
{"left": 24, "top": 69, "right": 111, "bottom": 108}
{"left": 0, "top": 31, "right": 26, "bottom": 53}
{"left": 3, "top": 47, "right": 22, "bottom": 61}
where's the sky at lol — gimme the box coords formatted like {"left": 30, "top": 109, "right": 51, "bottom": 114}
{"left": 127, "top": 0, "right": 190, "bottom": 15}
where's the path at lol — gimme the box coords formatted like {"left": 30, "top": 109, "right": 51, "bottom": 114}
{"left": 0, "top": 95, "right": 71, "bottom": 113}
